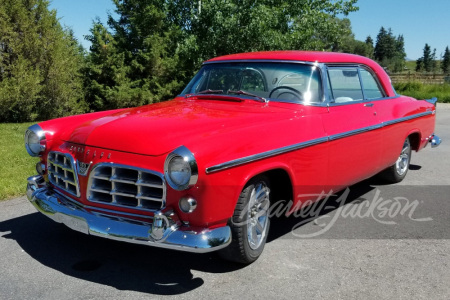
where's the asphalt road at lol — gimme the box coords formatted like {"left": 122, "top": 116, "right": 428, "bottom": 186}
{"left": 1, "top": 104, "right": 449, "bottom": 300}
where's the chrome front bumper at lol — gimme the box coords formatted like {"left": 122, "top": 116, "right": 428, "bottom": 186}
{"left": 26, "top": 176, "right": 231, "bottom": 253}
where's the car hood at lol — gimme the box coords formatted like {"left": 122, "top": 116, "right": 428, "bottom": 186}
{"left": 62, "top": 98, "right": 305, "bottom": 156}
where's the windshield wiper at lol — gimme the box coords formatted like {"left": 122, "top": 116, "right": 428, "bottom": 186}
{"left": 198, "top": 89, "right": 224, "bottom": 94}
{"left": 227, "top": 90, "right": 268, "bottom": 103}
{"left": 185, "top": 89, "right": 224, "bottom": 98}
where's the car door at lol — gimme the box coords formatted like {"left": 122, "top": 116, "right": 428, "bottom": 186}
{"left": 322, "top": 66, "right": 382, "bottom": 192}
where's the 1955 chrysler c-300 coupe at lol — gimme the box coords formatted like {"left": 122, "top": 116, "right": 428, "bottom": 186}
{"left": 25, "top": 51, "right": 441, "bottom": 263}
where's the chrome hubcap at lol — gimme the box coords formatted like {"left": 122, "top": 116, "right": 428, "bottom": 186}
{"left": 247, "top": 182, "right": 270, "bottom": 250}
{"left": 395, "top": 139, "right": 410, "bottom": 176}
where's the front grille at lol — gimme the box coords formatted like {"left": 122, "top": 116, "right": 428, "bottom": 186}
{"left": 87, "top": 164, "right": 165, "bottom": 211}
{"left": 47, "top": 152, "right": 80, "bottom": 197}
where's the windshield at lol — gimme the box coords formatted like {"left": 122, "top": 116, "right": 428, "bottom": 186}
{"left": 181, "top": 62, "right": 323, "bottom": 103}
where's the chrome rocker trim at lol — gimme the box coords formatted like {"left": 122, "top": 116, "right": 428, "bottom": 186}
{"left": 27, "top": 175, "right": 231, "bottom": 253}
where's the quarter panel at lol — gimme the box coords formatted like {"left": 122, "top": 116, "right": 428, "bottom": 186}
{"left": 374, "top": 96, "right": 436, "bottom": 167}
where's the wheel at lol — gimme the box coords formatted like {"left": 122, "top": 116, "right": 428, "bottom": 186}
{"left": 219, "top": 175, "right": 271, "bottom": 264}
{"left": 379, "top": 137, "right": 411, "bottom": 183}
{"left": 269, "top": 86, "right": 303, "bottom": 101}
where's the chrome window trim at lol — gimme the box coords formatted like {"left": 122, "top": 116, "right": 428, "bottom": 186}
{"left": 325, "top": 65, "right": 365, "bottom": 103}
{"left": 323, "top": 64, "right": 388, "bottom": 104}
{"left": 205, "top": 137, "right": 329, "bottom": 173}
{"left": 358, "top": 67, "right": 367, "bottom": 100}
{"left": 87, "top": 163, "right": 166, "bottom": 212}
{"left": 203, "top": 59, "right": 318, "bottom": 66}
{"left": 358, "top": 65, "right": 387, "bottom": 99}
{"left": 181, "top": 60, "right": 328, "bottom": 106}
{"left": 205, "top": 111, "right": 434, "bottom": 173}
{"left": 326, "top": 96, "right": 400, "bottom": 107}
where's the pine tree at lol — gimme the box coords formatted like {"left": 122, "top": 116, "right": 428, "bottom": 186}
{"left": 374, "top": 27, "right": 388, "bottom": 61}
{"left": 431, "top": 48, "right": 437, "bottom": 72}
{"left": 442, "top": 46, "right": 450, "bottom": 74}
{"left": 85, "top": 0, "right": 360, "bottom": 109}
{"left": 365, "top": 36, "right": 374, "bottom": 58}
{"left": 422, "top": 44, "right": 432, "bottom": 72}
{"left": 416, "top": 58, "right": 423, "bottom": 72}
{"left": 374, "top": 27, "right": 406, "bottom": 71}
{"left": 393, "top": 35, "right": 406, "bottom": 72}
{"left": 0, "top": 0, "right": 86, "bottom": 122}
{"left": 84, "top": 0, "right": 184, "bottom": 110}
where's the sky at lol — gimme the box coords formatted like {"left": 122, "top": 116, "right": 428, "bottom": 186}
{"left": 49, "top": 0, "right": 450, "bottom": 60}
{"left": 346, "top": 0, "right": 450, "bottom": 60}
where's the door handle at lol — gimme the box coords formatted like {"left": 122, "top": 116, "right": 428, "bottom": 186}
{"left": 364, "top": 103, "right": 374, "bottom": 107}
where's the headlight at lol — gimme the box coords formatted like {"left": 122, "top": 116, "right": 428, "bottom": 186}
{"left": 164, "top": 146, "right": 198, "bottom": 191}
{"left": 24, "top": 124, "right": 46, "bottom": 157}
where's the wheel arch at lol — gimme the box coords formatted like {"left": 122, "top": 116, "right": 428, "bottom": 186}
{"left": 240, "top": 166, "right": 294, "bottom": 206}
{"left": 406, "top": 130, "right": 421, "bottom": 151}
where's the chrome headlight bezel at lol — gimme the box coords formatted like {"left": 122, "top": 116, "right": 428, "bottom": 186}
{"left": 164, "top": 146, "right": 198, "bottom": 191}
{"left": 24, "top": 124, "right": 46, "bottom": 157}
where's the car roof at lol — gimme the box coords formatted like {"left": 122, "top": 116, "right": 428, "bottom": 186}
{"left": 205, "top": 51, "right": 396, "bottom": 98}
{"left": 207, "top": 51, "right": 369, "bottom": 64}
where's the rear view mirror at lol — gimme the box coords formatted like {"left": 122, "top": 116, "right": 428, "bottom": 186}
{"left": 342, "top": 70, "right": 358, "bottom": 77}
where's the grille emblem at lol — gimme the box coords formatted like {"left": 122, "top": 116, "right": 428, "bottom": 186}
{"left": 77, "top": 161, "right": 92, "bottom": 176}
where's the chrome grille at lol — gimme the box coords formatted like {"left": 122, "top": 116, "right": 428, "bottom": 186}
{"left": 87, "top": 164, "right": 165, "bottom": 211}
{"left": 47, "top": 151, "right": 80, "bottom": 197}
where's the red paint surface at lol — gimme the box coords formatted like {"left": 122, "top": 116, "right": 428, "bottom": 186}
{"left": 35, "top": 52, "right": 436, "bottom": 228}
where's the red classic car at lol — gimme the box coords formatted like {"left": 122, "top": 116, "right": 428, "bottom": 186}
{"left": 25, "top": 51, "right": 441, "bottom": 263}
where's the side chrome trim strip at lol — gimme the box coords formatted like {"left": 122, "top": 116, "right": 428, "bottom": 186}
{"left": 205, "top": 137, "right": 329, "bottom": 173}
{"left": 328, "top": 124, "right": 383, "bottom": 141}
{"left": 206, "top": 111, "right": 433, "bottom": 173}
{"left": 382, "top": 111, "right": 432, "bottom": 127}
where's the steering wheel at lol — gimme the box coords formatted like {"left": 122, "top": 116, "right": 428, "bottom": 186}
{"left": 269, "top": 86, "right": 303, "bottom": 101}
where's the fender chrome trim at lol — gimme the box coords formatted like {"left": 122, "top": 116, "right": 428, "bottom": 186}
{"left": 382, "top": 111, "right": 433, "bottom": 127}
{"left": 206, "top": 111, "right": 434, "bottom": 173}
{"left": 205, "top": 137, "right": 328, "bottom": 173}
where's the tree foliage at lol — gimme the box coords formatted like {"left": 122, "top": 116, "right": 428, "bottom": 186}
{"left": 442, "top": 46, "right": 450, "bottom": 74}
{"left": 373, "top": 27, "right": 405, "bottom": 72}
{"left": 84, "top": 0, "right": 359, "bottom": 110}
{"left": 331, "top": 19, "right": 374, "bottom": 58}
{"left": 416, "top": 43, "right": 438, "bottom": 73}
{"left": 0, "top": 0, "right": 86, "bottom": 122}
{"left": 365, "top": 36, "right": 374, "bottom": 58}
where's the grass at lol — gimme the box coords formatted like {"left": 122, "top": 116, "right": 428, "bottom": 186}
{"left": 404, "top": 60, "right": 417, "bottom": 72}
{"left": 393, "top": 82, "right": 450, "bottom": 102}
{"left": 0, "top": 122, "right": 37, "bottom": 200}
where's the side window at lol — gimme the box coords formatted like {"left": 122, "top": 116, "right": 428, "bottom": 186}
{"left": 360, "top": 68, "right": 384, "bottom": 99}
{"left": 327, "top": 67, "right": 363, "bottom": 103}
